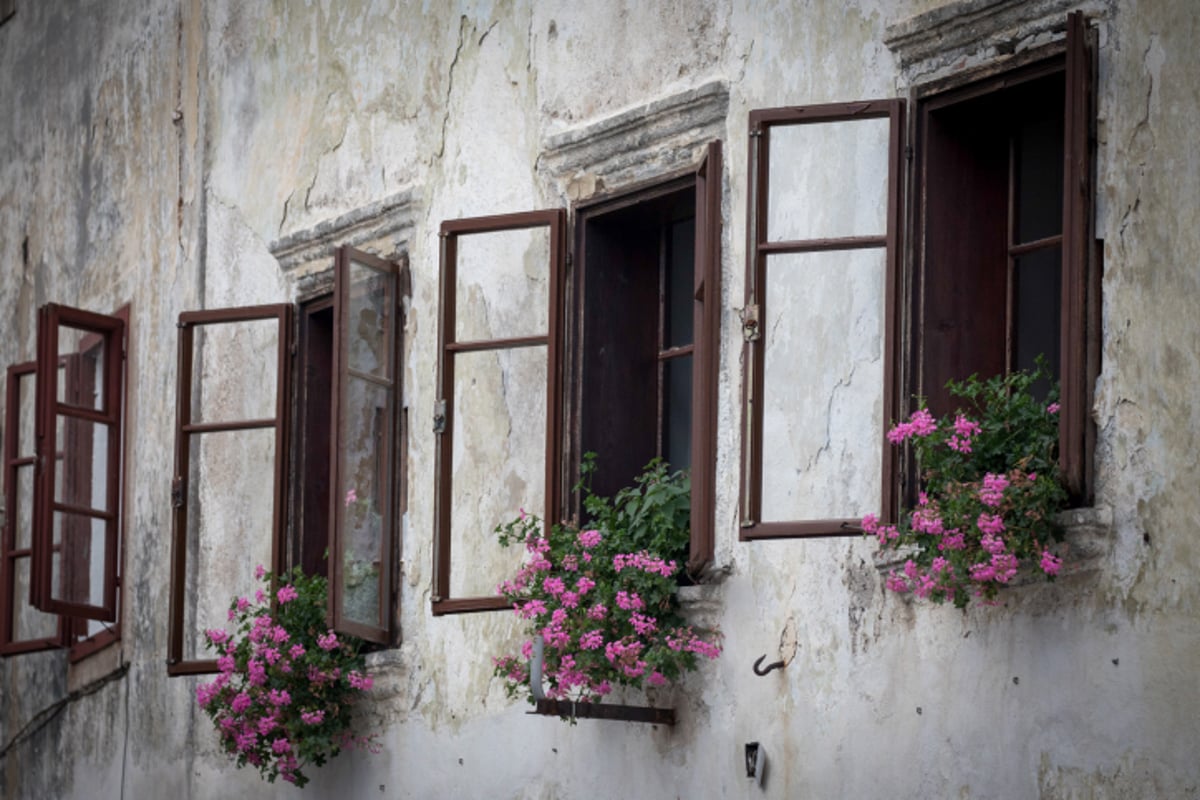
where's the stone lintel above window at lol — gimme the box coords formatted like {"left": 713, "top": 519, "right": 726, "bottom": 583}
{"left": 539, "top": 80, "right": 728, "bottom": 202}
{"left": 885, "top": 0, "right": 1110, "bottom": 85}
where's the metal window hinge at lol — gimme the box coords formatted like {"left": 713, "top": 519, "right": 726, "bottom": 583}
{"left": 171, "top": 476, "right": 184, "bottom": 508}
{"left": 905, "top": 145, "right": 914, "bottom": 162}
{"left": 433, "top": 399, "right": 447, "bottom": 434}
{"left": 739, "top": 304, "right": 760, "bottom": 342}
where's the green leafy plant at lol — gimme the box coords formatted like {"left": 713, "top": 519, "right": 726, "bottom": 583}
{"left": 492, "top": 458, "right": 721, "bottom": 714}
{"left": 195, "top": 566, "right": 378, "bottom": 787}
{"left": 869, "top": 363, "right": 1069, "bottom": 607}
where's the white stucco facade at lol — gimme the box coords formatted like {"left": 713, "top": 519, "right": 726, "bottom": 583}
{"left": 2, "top": 1, "right": 1199, "bottom": 797}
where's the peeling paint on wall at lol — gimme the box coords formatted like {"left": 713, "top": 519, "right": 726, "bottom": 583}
{"left": 3, "top": 0, "right": 1200, "bottom": 798}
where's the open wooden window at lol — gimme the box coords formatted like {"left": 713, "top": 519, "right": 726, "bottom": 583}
{"left": 32, "top": 304, "right": 125, "bottom": 620}
{"left": 433, "top": 210, "right": 566, "bottom": 615}
{"left": 1, "top": 362, "right": 66, "bottom": 655}
{"left": 739, "top": 101, "right": 904, "bottom": 539}
{"left": 3, "top": 304, "right": 128, "bottom": 660}
{"left": 912, "top": 11, "right": 1096, "bottom": 502}
{"left": 570, "top": 142, "right": 721, "bottom": 572}
{"left": 328, "top": 247, "right": 403, "bottom": 643}
{"left": 738, "top": 13, "right": 1096, "bottom": 539}
{"left": 168, "top": 305, "right": 291, "bottom": 675}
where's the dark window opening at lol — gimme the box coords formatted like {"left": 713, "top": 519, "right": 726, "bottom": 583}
{"left": 913, "top": 12, "right": 1097, "bottom": 502}
{"left": 918, "top": 68, "right": 1065, "bottom": 415}
{"left": 577, "top": 184, "right": 697, "bottom": 501}
{"left": 567, "top": 141, "right": 721, "bottom": 572}
{"left": 293, "top": 297, "right": 334, "bottom": 580}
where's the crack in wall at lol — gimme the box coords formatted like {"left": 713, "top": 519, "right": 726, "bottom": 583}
{"left": 1125, "top": 36, "right": 1158, "bottom": 152}
{"left": 279, "top": 188, "right": 295, "bottom": 234}
{"left": 436, "top": 15, "right": 470, "bottom": 161}
{"left": 478, "top": 19, "right": 497, "bottom": 47}
{"left": 806, "top": 361, "right": 861, "bottom": 474}
{"left": 301, "top": 163, "right": 320, "bottom": 211}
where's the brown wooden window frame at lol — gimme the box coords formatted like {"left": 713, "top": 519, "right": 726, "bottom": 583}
{"left": 567, "top": 142, "right": 722, "bottom": 573}
{"left": 432, "top": 209, "right": 566, "bottom": 616}
{"left": 909, "top": 11, "right": 1097, "bottom": 504}
{"left": 328, "top": 246, "right": 404, "bottom": 644}
{"left": 167, "top": 304, "right": 292, "bottom": 676}
{"left": 738, "top": 101, "right": 905, "bottom": 540}
{"left": 32, "top": 303, "right": 126, "bottom": 620}
{"left": 1, "top": 361, "right": 67, "bottom": 656}
{"left": 3, "top": 303, "right": 129, "bottom": 661}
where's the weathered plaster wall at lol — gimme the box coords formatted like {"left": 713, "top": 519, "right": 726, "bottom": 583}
{"left": 2, "top": 0, "right": 1199, "bottom": 798}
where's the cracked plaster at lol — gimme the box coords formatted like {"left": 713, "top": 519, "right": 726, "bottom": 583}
{"left": 3, "top": 1, "right": 1200, "bottom": 798}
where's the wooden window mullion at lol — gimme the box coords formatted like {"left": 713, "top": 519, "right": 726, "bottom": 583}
{"left": 1060, "top": 10, "right": 1096, "bottom": 502}
{"left": 688, "top": 140, "right": 722, "bottom": 573}
{"left": 167, "top": 304, "right": 291, "bottom": 676}
{"left": 1, "top": 362, "right": 66, "bottom": 656}
{"left": 329, "top": 246, "right": 402, "bottom": 644}
{"left": 32, "top": 304, "right": 124, "bottom": 621}
{"left": 739, "top": 101, "right": 903, "bottom": 540}
{"left": 432, "top": 210, "right": 565, "bottom": 615}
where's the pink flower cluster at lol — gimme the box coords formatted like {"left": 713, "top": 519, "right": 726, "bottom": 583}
{"left": 613, "top": 551, "right": 678, "bottom": 578}
{"left": 948, "top": 414, "right": 981, "bottom": 454}
{"left": 492, "top": 509, "right": 723, "bottom": 705}
{"left": 887, "top": 408, "right": 938, "bottom": 444}
{"left": 195, "top": 569, "right": 374, "bottom": 787}
{"left": 877, "top": 464, "right": 1065, "bottom": 603}
{"left": 979, "top": 473, "right": 1009, "bottom": 507}
{"left": 877, "top": 371, "right": 1068, "bottom": 607}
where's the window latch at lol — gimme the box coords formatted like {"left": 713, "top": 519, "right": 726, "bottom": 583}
{"left": 432, "top": 399, "right": 447, "bottom": 434}
{"left": 171, "top": 477, "right": 184, "bottom": 509}
{"left": 740, "top": 304, "right": 760, "bottom": 342}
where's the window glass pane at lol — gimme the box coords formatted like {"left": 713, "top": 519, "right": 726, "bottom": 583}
{"left": 1014, "top": 79, "right": 1065, "bottom": 244}
{"left": 16, "top": 371, "right": 35, "bottom": 457}
{"left": 663, "top": 355, "right": 692, "bottom": 472}
{"left": 50, "top": 510, "right": 105, "bottom": 607}
{"left": 454, "top": 227, "right": 550, "bottom": 342}
{"left": 346, "top": 258, "right": 394, "bottom": 379}
{"left": 449, "top": 347, "right": 546, "bottom": 598}
{"left": 55, "top": 325, "right": 104, "bottom": 411}
{"left": 760, "top": 249, "right": 884, "bottom": 521}
{"left": 337, "top": 375, "right": 388, "bottom": 628}
{"left": 14, "top": 464, "right": 33, "bottom": 550}
{"left": 766, "top": 117, "right": 889, "bottom": 242}
{"left": 666, "top": 217, "right": 695, "bottom": 349}
{"left": 79, "top": 616, "right": 111, "bottom": 639}
{"left": 190, "top": 319, "right": 280, "bottom": 424}
{"left": 1014, "top": 246, "right": 1062, "bottom": 388}
{"left": 182, "top": 428, "right": 276, "bottom": 662}
{"left": 54, "top": 416, "right": 110, "bottom": 512}
{"left": 12, "top": 557, "right": 58, "bottom": 641}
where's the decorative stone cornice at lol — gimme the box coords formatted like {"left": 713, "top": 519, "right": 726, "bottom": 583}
{"left": 538, "top": 80, "right": 728, "bottom": 198}
{"left": 269, "top": 188, "right": 416, "bottom": 276}
{"left": 884, "top": 0, "right": 1111, "bottom": 83}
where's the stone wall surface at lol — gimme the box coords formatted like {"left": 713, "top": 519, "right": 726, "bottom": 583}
{"left": 1, "top": 0, "right": 1198, "bottom": 798}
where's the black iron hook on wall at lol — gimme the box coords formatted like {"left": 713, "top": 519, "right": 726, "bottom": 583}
{"left": 753, "top": 654, "right": 785, "bottom": 676}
